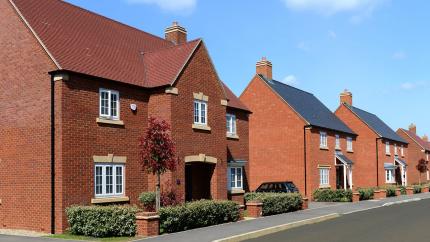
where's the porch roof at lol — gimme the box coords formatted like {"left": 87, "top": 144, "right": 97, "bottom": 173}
{"left": 384, "top": 163, "right": 396, "bottom": 169}
{"left": 335, "top": 152, "right": 354, "bottom": 165}
{"left": 395, "top": 157, "right": 408, "bottom": 167}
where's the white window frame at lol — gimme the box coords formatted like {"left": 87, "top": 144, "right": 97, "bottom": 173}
{"left": 394, "top": 144, "right": 398, "bottom": 155}
{"left": 319, "top": 168, "right": 330, "bottom": 186}
{"left": 385, "top": 169, "right": 395, "bottom": 183}
{"left": 94, "top": 164, "right": 125, "bottom": 197}
{"left": 427, "top": 153, "right": 429, "bottom": 162}
{"left": 228, "top": 166, "right": 243, "bottom": 190}
{"left": 401, "top": 145, "right": 404, "bottom": 157}
{"left": 194, "top": 100, "right": 208, "bottom": 125}
{"left": 385, "top": 141, "right": 390, "bottom": 155}
{"left": 335, "top": 134, "right": 340, "bottom": 150}
{"left": 320, "top": 132, "right": 328, "bottom": 149}
{"left": 99, "top": 88, "right": 120, "bottom": 120}
{"left": 226, "top": 114, "right": 237, "bottom": 135}
{"left": 347, "top": 137, "right": 353, "bottom": 152}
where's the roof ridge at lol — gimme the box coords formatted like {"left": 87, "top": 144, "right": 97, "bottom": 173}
{"left": 142, "top": 38, "right": 201, "bottom": 55}
{"left": 258, "top": 74, "right": 315, "bottom": 96}
{"left": 55, "top": 0, "right": 172, "bottom": 46}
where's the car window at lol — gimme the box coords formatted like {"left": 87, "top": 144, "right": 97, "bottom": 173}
{"left": 259, "top": 184, "right": 268, "bottom": 190}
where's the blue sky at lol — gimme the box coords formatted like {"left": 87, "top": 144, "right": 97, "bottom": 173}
{"left": 66, "top": 0, "right": 430, "bottom": 136}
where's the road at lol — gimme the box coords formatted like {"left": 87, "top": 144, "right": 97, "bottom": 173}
{"left": 246, "top": 199, "right": 430, "bottom": 242}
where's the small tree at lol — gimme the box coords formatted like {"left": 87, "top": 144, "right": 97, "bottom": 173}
{"left": 140, "top": 117, "right": 177, "bottom": 211}
{"left": 416, "top": 159, "right": 428, "bottom": 185}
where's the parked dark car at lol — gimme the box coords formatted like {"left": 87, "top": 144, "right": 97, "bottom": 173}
{"left": 255, "top": 181, "right": 299, "bottom": 193}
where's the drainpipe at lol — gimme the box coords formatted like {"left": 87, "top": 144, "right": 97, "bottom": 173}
{"left": 303, "top": 126, "right": 309, "bottom": 196}
{"left": 50, "top": 74, "right": 56, "bottom": 234}
{"left": 375, "top": 137, "right": 381, "bottom": 187}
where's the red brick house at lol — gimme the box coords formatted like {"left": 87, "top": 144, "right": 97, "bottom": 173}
{"left": 240, "top": 58, "right": 357, "bottom": 197}
{"left": 397, "top": 124, "right": 430, "bottom": 184}
{"left": 335, "top": 91, "right": 409, "bottom": 188}
{"left": 0, "top": 0, "right": 250, "bottom": 234}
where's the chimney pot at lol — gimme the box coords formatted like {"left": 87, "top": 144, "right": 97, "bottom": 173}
{"left": 409, "top": 123, "right": 417, "bottom": 134}
{"left": 423, "top": 134, "right": 428, "bottom": 142}
{"left": 165, "top": 21, "right": 187, "bottom": 45}
{"left": 340, "top": 89, "right": 352, "bottom": 106}
{"left": 256, "top": 57, "right": 272, "bottom": 80}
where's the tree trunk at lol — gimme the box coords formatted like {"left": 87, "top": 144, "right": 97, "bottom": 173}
{"left": 156, "top": 172, "right": 161, "bottom": 212}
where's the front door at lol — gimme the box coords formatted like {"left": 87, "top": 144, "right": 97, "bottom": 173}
{"left": 336, "top": 166, "right": 344, "bottom": 189}
{"left": 185, "top": 163, "right": 214, "bottom": 201}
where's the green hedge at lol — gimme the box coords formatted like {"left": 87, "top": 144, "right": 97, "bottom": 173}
{"left": 413, "top": 185, "right": 422, "bottom": 194}
{"left": 357, "top": 188, "right": 374, "bottom": 200}
{"left": 378, "top": 186, "right": 396, "bottom": 197}
{"left": 66, "top": 206, "right": 137, "bottom": 238}
{"left": 312, "top": 189, "right": 352, "bottom": 202}
{"left": 244, "top": 192, "right": 303, "bottom": 216}
{"left": 159, "top": 200, "right": 239, "bottom": 233}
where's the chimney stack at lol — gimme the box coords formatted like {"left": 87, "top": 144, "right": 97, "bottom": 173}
{"left": 340, "top": 89, "right": 352, "bottom": 106}
{"left": 409, "top": 123, "right": 417, "bottom": 134}
{"left": 165, "top": 21, "right": 187, "bottom": 45}
{"left": 423, "top": 134, "right": 428, "bottom": 142}
{"left": 256, "top": 57, "right": 272, "bottom": 80}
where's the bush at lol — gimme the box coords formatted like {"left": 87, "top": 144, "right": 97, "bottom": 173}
{"left": 66, "top": 205, "right": 137, "bottom": 238}
{"left": 399, "top": 185, "right": 406, "bottom": 195}
{"left": 312, "top": 189, "right": 352, "bottom": 202}
{"left": 159, "top": 200, "right": 239, "bottom": 233}
{"left": 244, "top": 192, "right": 303, "bottom": 216}
{"left": 139, "top": 192, "right": 156, "bottom": 211}
{"left": 357, "top": 188, "right": 374, "bottom": 200}
{"left": 379, "top": 186, "right": 396, "bottom": 197}
{"left": 413, "top": 185, "right": 422, "bottom": 194}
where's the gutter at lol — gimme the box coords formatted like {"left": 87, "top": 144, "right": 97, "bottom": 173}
{"left": 50, "top": 75, "right": 56, "bottom": 234}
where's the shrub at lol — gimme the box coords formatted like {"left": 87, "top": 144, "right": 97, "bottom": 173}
{"left": 66, "top": 205, "right": 137, "bottom": 238}
{"left": 139, "top": 192, "right": 156, "bottom": 211}
{"left": 379, "top": 186, "right": 396, "bottom": 197}
{"left": 312, "top": 189, "right": 352, "bottom": 202}
{"left": 159, "top": 200, "right": 239, "bottom": 233}
{"left": 413, "top": 185, "right": 422, "bottom": 194}
{"left": 244, "top": 192, "right": 303, "bottom": 216}
{"left": 357, "top": 188, "right": 374, "bottom": 200}
{"left": 399, "top": 185, "right": 406, "bottom": 195}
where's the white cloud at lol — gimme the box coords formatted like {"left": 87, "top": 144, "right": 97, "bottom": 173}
{"left": 297, "top": 41, "right": 310, "bottom": 52}
{"left": 282, "top": 75, "right": 299, "bottom": 86}
{"left": 401, "top": 81, "right": 426, "bottom": 90}
{"left": 282, "top": 0, "right": 388, "bottom": 19}
{"left": 328, "top": 30, "right": 337, "bottom": 39}
{"left": 126, "top": 0, "right": 196, "bottom": 12}
{"left": 392, "top": 51, "right": 407, "bottom": 60}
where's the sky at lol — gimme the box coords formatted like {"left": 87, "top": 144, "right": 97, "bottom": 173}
{"left": 65, "top": 0, "right": 430, "bottom": 136}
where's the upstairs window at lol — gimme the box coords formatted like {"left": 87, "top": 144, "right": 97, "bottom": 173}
{"left": 95, "top": 164, "right": 124, "bottom": 197}
{"left": 320, "top": 132, "right": 328, "bottom": 149}
{"left": 194, "top": 100, "right": 207, "bottom": 125}
{"left": 99, "top": 89, "right": 119, "bottom": 120}
{"left": 427, "top": 153, "right": 429, "bottom": 161}
{"left": 385, "top": 141, "right": 390, "bottom": 155}
{"left": 347, "top": 137, "right": 353, "bottom": 152}
{"left": 401, "top": 145, "right": 404, "bottom": 156}
{"left": 394, "top": 144, "right": 398, "bottom": 155}
{"left": 335, "top": 135, "right": 340, "bottom": 150}
{"left": 226, "top": 114, "right": 237, "bottom": 135}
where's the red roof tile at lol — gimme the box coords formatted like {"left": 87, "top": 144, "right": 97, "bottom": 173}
{"left": 400, "top": 129, "right": 430, "bottom": 151}
{"left": 222, "top": 83, "right": 250, "bottom": 112}
{"left": 11, "top": 0, "right": 198, "bottom": 88}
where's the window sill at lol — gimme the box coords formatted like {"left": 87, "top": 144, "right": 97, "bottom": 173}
{"left": 385, "top": 181, "right": 396, "bottom": 185}
{"left": 91, "top": 196, "right": 129, "bottom": 204}
{"left": 227, "top": 134, "right": 239, "bottom": 140}
{"left": 385, "top": 153, "right": 391, "bottom": 156}
{"left": 347, "top": 150, "right": 354, "bottom": 153}
{"left": 192, "top": 124, "right": 211, "bottom": 131}
{"left": 228, "top": 189, "right": 245, "bottom": 195}
{"left": 320, "top": 147, "right": 329, "bottom": 150}
{"left": 319, "top": 184, "right": 331, "bottom": 189}
{"left": 335, "top": 147, "right": 341, "bottom": 151}
{"left": 96, "top": 118, "right": 124, "bottom": 126}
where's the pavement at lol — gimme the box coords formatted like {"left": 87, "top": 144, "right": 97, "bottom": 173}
{"left": 245, "top": 198, "right": 430, "bottom": 242}
{"left": 1, "top": 193, "right": 430, "bottom": 242}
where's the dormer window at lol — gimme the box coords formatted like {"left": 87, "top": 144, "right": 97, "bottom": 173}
{"left": 99, "top": 89, "right": 119, "bottom": 120}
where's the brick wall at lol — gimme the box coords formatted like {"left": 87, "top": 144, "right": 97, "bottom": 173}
{"left": 0, "top": 0, "right": 57, "bottom": 232}
{"left": 396, "top": 130, "right": 424, "bottom": 184}
{"left": 240, "top": 75, "right": 306, "bottom": 193}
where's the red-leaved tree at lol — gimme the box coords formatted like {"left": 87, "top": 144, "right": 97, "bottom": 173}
{"left": 140, "top": 117, "right": 177, "bottom": 211}
{"left": 416, "top": 159, "right": 428, "bottom": 185}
